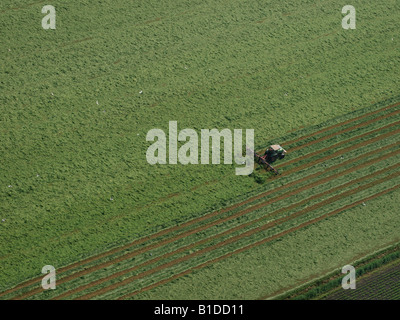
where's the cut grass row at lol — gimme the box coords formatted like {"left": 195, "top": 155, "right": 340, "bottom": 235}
{"left": 33, "top": 147, "right": 400, "bottom": 299}
{"left": 117, "top": 186, "right": 400, "bottom": 300}
{"left": 69, "top": 127, "right": 400, "bottom": 298}
{"left": 50, "top": 159, "right": 399, "bottom": 300}
{"left": 76, "top": 170, "right": 400, "bottom": 300}
{"left": 131, "top": 193, "right": 400, "bottom": 300}
{"left": 19, "top": 165, "right": 400, "bottom": 300}
{"left": 288, "top": 108, "right": 400, "bottom": 153}
{"left": 10, "top": 165, "right": 398, "bottom": 300}
{"left": 6, "top": 102, "right": 400, "bottom": 300}
{"left": 55, "top": 180, "right": 398, "bottom": 299}
{"left": 281, "top": 102, "right": 400, "bottom": 146}
{"left": 49, "top": 139, "right": 400, "bottom": 298}
{"left": 277, "top": 120, "right": 400, "bottom": 170}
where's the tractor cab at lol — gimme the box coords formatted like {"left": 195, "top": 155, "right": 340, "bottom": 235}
{"left": 264, "top": 144, "right": 287, "bottom": 163}
{"left": 250, "top": 144, "right": 287, "bottom": 175}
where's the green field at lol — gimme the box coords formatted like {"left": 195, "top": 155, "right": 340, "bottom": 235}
{"left": 272, "top": 243, "right": 400, "bottom": 300}
{"left": 0, "top": 0, "right": 399, "bottom": 299}
{"left": 323, "top": 258, "right": 400, "bottom": 300}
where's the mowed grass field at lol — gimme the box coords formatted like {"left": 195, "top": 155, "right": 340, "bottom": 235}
{"left": 0, "top": 0, "right": 399, "bottom": 299}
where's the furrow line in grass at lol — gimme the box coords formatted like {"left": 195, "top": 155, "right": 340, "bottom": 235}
{"left": 4, "top": 123, "right": 399, "bottom": 299}
{"left": 45, "top": 156, "right": 400, "bottom": 300}
{"left": 277, "top": 121, "right": 400, "bottom": 172}
{"left": 288, "top": 108, "right": 400, "bottom": 152}
{"left": 276, "top": 120, "right": 400, "bottom": 169}
{"left": 16, "top": 137, "right": 400, "bottom": 299}
{"left": 117, "top": 185, "right": 400, "bottom": 300}
{"left": 72, "top": 168, "right": 400, "bottom": 300}
{"left": 189, "top": 99, "right": 400, "bottom": 204}
{"left": 281, "top": 101, "right": 400, "bottom": 146}
{"left": 69, "top": 161, "right": 400, "bottom": 299}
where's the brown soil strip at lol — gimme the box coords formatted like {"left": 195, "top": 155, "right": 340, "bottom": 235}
{"left": 49, "top": 155, "right": 399, "bottom": 300}
{"left": 119, "top": 185, "right": 399, "bottom": 300}
{"left": 281, "top": 102, "right": 400, "bottom": 147}
{"left": 5, "top": 127, "right": 399, "bottom": 299}
{"left": 51, "top": 159, "right": 400, "bottom": 300}
{"left": 288, "top": 109, "right": 400, "bottom": 153}
{"left": 277, "top": 122, "right": 400, "bottom": 170}
{"left": 21, "top": 140, "right": 399, "bottom": 300}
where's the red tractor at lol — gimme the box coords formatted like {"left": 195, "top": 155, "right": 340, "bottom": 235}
{"left": 252, "top": 144, "right": 287, "bottom": 175}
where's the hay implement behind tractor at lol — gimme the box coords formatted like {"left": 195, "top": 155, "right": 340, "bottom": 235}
{"left": 250, "top": 144, "right": 287, "bottom": 175}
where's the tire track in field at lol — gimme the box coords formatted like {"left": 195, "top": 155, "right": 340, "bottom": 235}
{"left": 281, "top": 102, "right": 400, "bottom": 146}
{"left": 51, "top": 158, "right": 400, "bottom": 300}
{"left": 81, "top": 175, "right": 400, "bottom": 299}
{"left": 118, "top": 185, "right": 400, "bottom": 300}
{"left": 47, "top": 151, "right": 399, "bottom": 300}
{"left": 10, "top": 143, "right": 388, "bottom": 299}
{"left": 3, "top": 114, "right": 399, "bottom": 299}
{"left": 277, "top": 122, "right": 400, "bottom": 170}
{"left": 192, "top": 103, "right": 399, "bottom": 204}
{"left": 288, "top": 108, "right": 400, "bottom": 153}
{"left": 12, "top": 134, "right": 399, "bottom": 300}
{"left": 175, "top": 101, "right": 400, "bottom": 205}
{"left": 7, "top": 132, "right": 400, "bottom": 299}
